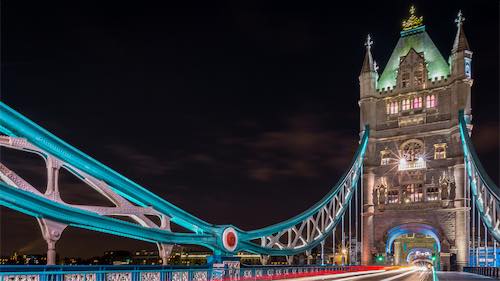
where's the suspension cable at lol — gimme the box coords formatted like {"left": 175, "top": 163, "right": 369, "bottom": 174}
{"left": 349, "top": 198, "right": 352, "bottom": 265}
{"left": 332, "top": 226, "right": 336, "bottom": 265}
{"left": 355, "top": 176, "right": 359, "bottom": 265}
{"left": 472, "top": 188, "right": 476, "bottom": 266}
{"left": 477, "top": 205, "right": 481, "bottom": 266}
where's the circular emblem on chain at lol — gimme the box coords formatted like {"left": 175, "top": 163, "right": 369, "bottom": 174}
{"left": 222, "top": 227, "right": 238, "bottom": 252}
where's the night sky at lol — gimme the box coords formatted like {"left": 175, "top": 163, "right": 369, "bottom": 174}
{"left": 1, "top": 1, "right": 498, "bottom": 258}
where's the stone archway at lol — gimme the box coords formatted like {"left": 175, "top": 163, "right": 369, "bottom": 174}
{"left": 385, "top": 223, "right": 441, "bottom": 254}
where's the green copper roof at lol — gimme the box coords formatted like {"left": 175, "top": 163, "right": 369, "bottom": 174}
{"left": 377, "top": 27, "right": 450, "bottom": 90}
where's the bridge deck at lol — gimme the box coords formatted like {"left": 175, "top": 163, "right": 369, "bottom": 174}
{"left": 285, "top": 269, "right": 496, "bottom": 280}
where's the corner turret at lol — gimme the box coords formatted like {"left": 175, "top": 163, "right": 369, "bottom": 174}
{"left": 450, "top": 10, "right": 473, "bottom": 79}
{"left": 359, "top": 34, "right": 378, "bottom": 98}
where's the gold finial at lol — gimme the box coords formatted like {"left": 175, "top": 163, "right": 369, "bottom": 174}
{"left": 402, "top": 5, "right": 424, "bottom": 31}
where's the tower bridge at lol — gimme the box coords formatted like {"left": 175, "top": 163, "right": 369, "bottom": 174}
{"left": 0, "top": 6, "right": 499, "bottom": 281}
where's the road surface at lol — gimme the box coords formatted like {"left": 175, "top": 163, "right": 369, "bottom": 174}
{"left": 285, "top": 268, "right": 496, "bottom": 281}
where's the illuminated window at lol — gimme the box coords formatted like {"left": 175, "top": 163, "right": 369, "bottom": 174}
{"left": 426, "top": 95, "right": 436, "bottom": 108}
{"left": 434, "top": 143, "right": 447, "bottom": 160}
{"left": 402, "top": 72, "right": 410, "bottom": 88}
{"left": 413, "top": 96, "right": 422, "bottom": 109}
{"left": 380, "top": 148, "right": 391, "bottom": 165}
{"left": 404, "top": 184, "right": 423, "bottom": 203}
{"left": 402, "top": 99, "right": 411, "bottom": 111}
{"left": 389, "top": 101, "right": 399, "bottom": 114}
{"left": 426, "top": 187, "right": 439, "bottom": 201}
{"left": 388, "top": 190, "right": 399, "bottom": 204}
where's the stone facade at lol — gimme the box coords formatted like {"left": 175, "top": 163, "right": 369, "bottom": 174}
{"left": 359, "top": 8, "right": 472, "bottom": 271}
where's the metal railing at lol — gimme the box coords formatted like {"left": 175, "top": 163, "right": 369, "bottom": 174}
{"left": 464, "top": 267, "right": 500, "bottom": 279}
{"left": 0, "top": 265, "right": 385, "bottom": 281}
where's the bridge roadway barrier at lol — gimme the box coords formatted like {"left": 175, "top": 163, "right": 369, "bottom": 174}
{"left": 463, "top": 267, "right": 500, "bottom": 279}
{"left": 0, "top": 265, "right": 386, "bottom": 281}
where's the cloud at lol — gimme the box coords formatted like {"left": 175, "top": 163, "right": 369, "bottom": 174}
{"left": 224, "top": 114, "right": 357, "bottom": 182}
{"left": 105, "top": 144, "right": 175, "bottom": 176}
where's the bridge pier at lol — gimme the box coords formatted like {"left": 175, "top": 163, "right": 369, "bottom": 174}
{"left": 37, "top": 219, "right": 67, "bottom": 265}
{"left": 157, "top": 243, "right": 173, "bottom": 265}
{"left": 362, "top": 169, "right": 375, "bottom": 265}
{"left": 454, "top": 163, "right": 469, "bottom": 271}
{"left": 260, "top": 255, "right": 270, "bottom": 265}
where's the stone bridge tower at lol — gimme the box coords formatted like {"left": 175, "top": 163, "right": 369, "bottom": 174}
{"left": 359, "top": 7, "right": 472, "bottom": 271}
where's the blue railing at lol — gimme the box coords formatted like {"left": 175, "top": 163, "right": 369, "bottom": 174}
{"left": 0, "top": 265, "right": 383, "bottom": 281}
{"left": 464, "top": 267, "right": 500, "bottom": 279}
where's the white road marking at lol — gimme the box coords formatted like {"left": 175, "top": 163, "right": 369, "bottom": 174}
{"left": 380, "top": 268, "right": 419, "bottom": 281}
{"left": 281, "top": 270, "right": 386, "bottom": 281}
{"left": 331, "top": 267, "right": 414, "bottom": 281}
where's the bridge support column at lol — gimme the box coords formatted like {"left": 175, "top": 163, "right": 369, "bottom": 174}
{"left": 260, "top": 255, "right": 270, "bottom": 265}
{"left": 286, "top": 256, "right": 293, "bottom": 265}
{"left": 454, "top": 164, "right": 469, "bottom": 271}
{"left": 305, "top": 250, "right": 312, "bottom": 265}
{"left": 157, "top": 243, "right": 173, "bottom": 265}
{"left": 37, "top": 219, "right": 67, "bottom": 265}
{"left": 362, "top": 170, "right": 375, "bottom": 265}
{"left": 320, "top": 241, "right": 325, "bottom": 265}
{"left": 45, "top": 156, "right": 62, "bottom": 200}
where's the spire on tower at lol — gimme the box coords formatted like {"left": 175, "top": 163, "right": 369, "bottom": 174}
{"left": 360, "top": 34, "right": 376, "bottom": 74}
{"left": 452, "top": 10, "right": 470, "bottom": 53}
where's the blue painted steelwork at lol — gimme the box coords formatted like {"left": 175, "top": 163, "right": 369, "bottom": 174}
{"left": 458, "top": 110, "right": 500, "bottom": 242}
{"left": 469, "top": 248, "right": 500, "bottom": 267}
{"left": 0, "top": 101, "right": 369, "bottom": 256}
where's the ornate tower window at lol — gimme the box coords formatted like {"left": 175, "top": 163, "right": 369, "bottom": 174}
{"left": 426, "top": 95, "right": 436, "bottom": 108}
{"left": 388, "top": 101, "right": 399, "bottom": 114}
{"left": 426, "top": 187, "right": 439, "bottom": 201}
{"left": 414, "top": 64, "right": 424, "bottom": 85}
{"left": 403, "top": 183, "right": 424, "bottom": 203}
{"left": 387, "top": 190, "right": 399, "bottom": 204}
{"left": 380, "top": 148, "right": 391, "bottom": 165}
{"left": 402, "top": 72, "right": 410, "bottom": 88}
{"left": 434, "top": 143, "right": 447, "bottom": 159}
{"left": 399, "top": 139, "right": 426, "bottom": 171}
{"left": 402, "top": 99, "right": 411, "bottom": 111}
{"left": 413, "top": 96, "right": 422, "bottom": 109}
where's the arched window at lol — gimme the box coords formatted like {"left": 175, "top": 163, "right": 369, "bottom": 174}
{"left": 402, "top": 72, "right": 410, "bottom": 88}
{"left": 413, "top": 96, "right": 422, "bottom": 109}
{"left": 401, "top": 140, "right": 424, "bottom": 162}
{"left": 426, "top": 95, "right": 436, "bottom": 108}
{"left": 389, "top": 101, "right": 399, "bottom": 114}
{"left": 402, "top": 99, "right": 411, "bottom": 111}
{"left": 404, "top": 184, "right": 423, "bottom": 203}
{"left": 399, "top": 139, "right": 426, "bottom": 171}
